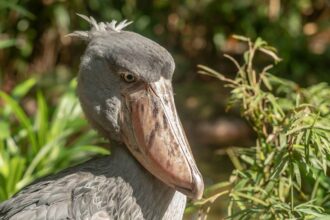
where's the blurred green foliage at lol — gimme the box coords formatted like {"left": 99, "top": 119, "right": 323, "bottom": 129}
{"left": 0, "top": 79, "right": 108, "bottom": 202}
{"left": 195, "top": 37, "right": 330, "bottom": 219}
{"left": 0, "top": 0, "right": 329, "bottom": 86}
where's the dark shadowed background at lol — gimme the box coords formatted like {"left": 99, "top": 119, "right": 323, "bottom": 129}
{"left": 0, "top": 0, "right": 329, "bottom": 218}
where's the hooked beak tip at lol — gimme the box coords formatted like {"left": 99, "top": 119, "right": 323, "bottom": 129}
{"left": 192, "top": 172, "right": 204, "bottom": 200}
{"left": 175, "top": 172, "right": 204, "bottom": 200}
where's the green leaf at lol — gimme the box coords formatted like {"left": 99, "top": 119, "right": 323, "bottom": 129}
{"left": 0, "top": 92, "right": 38, "bottom": 153}
{"left": 35, "top": 91, "right": 48, "bottom": 147}
{"left": 270, "top": 154, "right": 288, "bottom": 179}
{"left": 296, "top": 208, "right": 324, "bottom": 217}
{"left": 261, "top": 74, "right": 272, "bottom": 91}
{"left": 49, "top": 92, "right": 79, "bottom": 139}
{"left": 0, "top": 1, "right": 35, "bottom": 19}
{"left": 0, "top": 121, "right": 10, "bottom": 139}
{"left": 65, "top": 145, "right": 110, "bottom": 156}
{"left": 197, "top": 65, "right": 228, "bottom": 81}
{"left": 315, "top": 215, "right": 330, "bottom": 220}
{"left": 11, "top": 78, "right": 36, "bottom": 99}
{"left": 232, "top": 35, "right": 250, "bottom": 42}
{"left": 259, "top": 48, "right": 282, "bottom": 63}
{"left": 254, "top": 37, "right": 267, "bottom": 48}
{"left": 293, "top": 162, "right": 301, "bottom": 188}
{"left": 0, "top": 39, "right": 16, "bottom": 49}
{"left": 243, "top": 51, "right": 249, "bottom": 64}
{"left": 23, "top": 130, "right": 72, "bottom": 179}
{"left": 240, "top": 155, "right": 254, "bottom": 165}
{"left": 6, "top": 156, "right": 25, "bottom": 197}
{"left": 70, "top": 130, "right": 99, "bottom": 148}
{"left": 0, "top": 174, "right": 8, "bottom": 201}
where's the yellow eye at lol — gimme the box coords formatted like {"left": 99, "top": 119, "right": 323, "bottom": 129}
{"left": 121, "top": 72, "right": 136, "bottom": 83}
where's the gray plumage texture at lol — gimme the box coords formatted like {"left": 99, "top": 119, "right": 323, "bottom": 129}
{"left": 0, "top": 147, "right": 186, "bottom": 220}
{"left": 77, "top": 25, "right": 175, "bottom": 142}
{"left": 0, "top": 15, "right": 195, "bottom": 220}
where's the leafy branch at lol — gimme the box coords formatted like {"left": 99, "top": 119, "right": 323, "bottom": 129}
{"left": 195, "top": 36, "right": 330, "bottom": 219}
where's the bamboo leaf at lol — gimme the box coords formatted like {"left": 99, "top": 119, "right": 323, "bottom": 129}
{"left": 232, "top": 35, "right": 250, "bottom": 42}
{"left": 259, "top": 48, "right": 282, "bottom": 63}
{"left": 293, "top": 162, "right": 301, "bottom": 188}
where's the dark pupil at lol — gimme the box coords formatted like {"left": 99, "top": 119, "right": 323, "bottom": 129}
{"left": 126, "top": 74, "right": 133, "bottom": 81}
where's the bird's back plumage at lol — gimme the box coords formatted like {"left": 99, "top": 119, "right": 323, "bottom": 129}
{"left": 0, "top": 148, "right": 186, "bottom": 220}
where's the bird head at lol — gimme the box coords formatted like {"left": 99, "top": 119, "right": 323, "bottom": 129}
{"left": 70, "top": 14, "right": 204, "bottom": 200}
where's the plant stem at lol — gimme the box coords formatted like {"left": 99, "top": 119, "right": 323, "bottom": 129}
{"left": 290, "top": 168, "right": 294, "bottom": 213}
{"left": 311, "top": 171, "right": 321, "bottom": 200}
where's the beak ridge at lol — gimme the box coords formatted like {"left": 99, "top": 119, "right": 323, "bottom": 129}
{"left": 121, "top": 78, "right": 204, "bottom": 199}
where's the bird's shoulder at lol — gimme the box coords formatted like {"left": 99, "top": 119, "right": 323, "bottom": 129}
{"left": 0, "top": 158, "right": 144, "bottom": 220}
{"left": 0, "top": 171, "right": 89, "bottom": 220}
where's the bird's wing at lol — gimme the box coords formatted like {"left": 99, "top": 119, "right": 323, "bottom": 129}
{"left": 71, "top": 175, "right": 144, "bottom": 220}
{"left": 0, "top": 172, "right": 90, "bottom": 220}
{"left": 0, "top": 164, "right": 144, "bottom": 220}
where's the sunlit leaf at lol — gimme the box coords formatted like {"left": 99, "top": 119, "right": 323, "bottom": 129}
{"left": 11, "top": 78, "right": 36, "bottom": 99}
{"left": 293, "top": 162, "right": 301, "bottom": 188}
{"left": 0, "top": 91, "right": 38, "bottom": 153}
{"left": 35, "top": 91, "right": 48, "bottom": 147}
{"left": 0, "top": 39, "right": 16, "bottom": 49}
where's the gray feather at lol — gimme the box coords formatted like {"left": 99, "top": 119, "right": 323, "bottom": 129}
{"left": 0, "top": 147, "right": 186, "bottom": 220}
{"left": 68, "top": 14, "right": 133, "bottom": 41}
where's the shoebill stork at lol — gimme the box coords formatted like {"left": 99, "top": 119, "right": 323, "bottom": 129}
{"left": 0, "top": 15, "right": 204, "bottom": 220}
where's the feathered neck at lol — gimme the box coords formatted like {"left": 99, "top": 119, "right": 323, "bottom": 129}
{"left": 105, "top": 144, "right": 187, "bottom": 219}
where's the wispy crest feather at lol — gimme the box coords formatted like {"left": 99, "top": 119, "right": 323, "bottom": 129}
{"left": 67, "top": 13, "right": 133, "bottom": 41}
